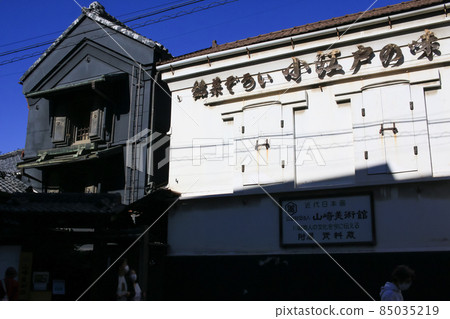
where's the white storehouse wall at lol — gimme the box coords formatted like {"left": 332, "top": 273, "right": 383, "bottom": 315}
{"left": 159, "top": 6, "right": 450, "bottom": 256}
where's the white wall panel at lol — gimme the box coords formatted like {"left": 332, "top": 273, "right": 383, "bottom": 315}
{"left": 295, "top": 88, "right": 355, "bottom": 187}
{"left": 361, "top": 83, "right": 418, "bottom": 174}
{"left": 426, "top": 68, "right": 450, "bottom": 177}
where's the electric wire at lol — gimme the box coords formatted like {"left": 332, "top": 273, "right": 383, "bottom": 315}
{"left": 122, "top": 0, "right": 205, "bottom": 23}
{"left": 0, "top": 0, "right": 210, "bottom": 57}
{"left": 131, "top": 0, "right": 237, "bottom": 29}
{"left": 0, "top": 0, "right": 203, "bottom": 51}
{"left": 0, "top": 0, "right": 237, "bottom": 67}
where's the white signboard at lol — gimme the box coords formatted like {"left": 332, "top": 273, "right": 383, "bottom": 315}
{"left": 281, "top": 194, "right": 374, "bottom": 246}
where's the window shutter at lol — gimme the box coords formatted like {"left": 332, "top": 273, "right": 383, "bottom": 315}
{"left": 238, "top": 103, "right": 283, "bottom": 185}
{"left": 362, "top": 83, "right": 417, "bottom": 174}
{"left": 52, "top": 116, "right": 67, "bottom": 144}
{"left": 89, "top": 109, "right": 104, "bottom": 141}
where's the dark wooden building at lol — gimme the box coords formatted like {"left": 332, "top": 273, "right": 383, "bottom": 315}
{"left": 18, "top": 2, "right": 171, "bottom": 203}
{"left": 0, "top": 2, "right": 174, "bottom": 300}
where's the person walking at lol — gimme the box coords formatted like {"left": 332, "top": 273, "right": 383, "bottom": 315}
{"left": 129, "top": 269, "right": 143, "bottom": 301}
{"left": 116, "top": 259, "right": 131, "bottom": 301}
{"left": 380, "top": 265, "right": 415, "bottom": 301}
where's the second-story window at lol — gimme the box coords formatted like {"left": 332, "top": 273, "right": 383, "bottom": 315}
{"left": 51, "top": 93, "right": 106, "bottom": 147}
{"left": 73, "top": 108, "right": 91, "bottom": 143}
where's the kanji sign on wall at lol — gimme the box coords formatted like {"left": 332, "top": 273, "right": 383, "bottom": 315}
{"left": 280, "top": 194, "right": 374, "bottom": 246}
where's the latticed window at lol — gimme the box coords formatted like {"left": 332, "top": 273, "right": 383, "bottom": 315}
{"left": 75, "top": 127, "right": 90, "bottom": 142}
{"left": 74, "top": 112, "right": 91, "bottom": 142}
{"left": 52, "top": 105, "right": 104, "bottom": 146}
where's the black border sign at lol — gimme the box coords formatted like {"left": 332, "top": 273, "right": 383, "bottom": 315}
{"left": 280, "top": 194, "right": 375, "bottom": 246}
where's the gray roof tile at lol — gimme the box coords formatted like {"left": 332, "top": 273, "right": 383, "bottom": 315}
{"left": 0, "top": 172, "right": 32, "bottom": 194}
{"left": 0, "top": 149, "right": 23, "bottom": 173}
{"left": 0, "top": 150, "right": 32, "bottom": 194}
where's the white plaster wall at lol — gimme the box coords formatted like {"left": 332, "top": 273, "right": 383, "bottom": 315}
{"left": 162, "top": 8, "right": 450, "bottom": 256}
{"left": 168, "top": 67, "right": 447, "bottom": 197}
{"left": 294, "top": 87, "right": 355, "bottom": 187}
{"left": 164, "top": 18, "right": 450, "bottom": 197}
{"left": 425, "top": 66, "right": 450, "bottom": 177}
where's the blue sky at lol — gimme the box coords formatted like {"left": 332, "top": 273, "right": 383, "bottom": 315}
{"left": 0, "top": 0, "right": 405, "bottom": 154}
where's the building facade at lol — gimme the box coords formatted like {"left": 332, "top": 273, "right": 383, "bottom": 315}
{"left": 19, "top": 2, "right": 171, "bottom": 204}
{"left": 1, "top": 2, "right": 173, "bottom": 300}
{"left": 157, "top": 0, "right": 450, "bottom": 300}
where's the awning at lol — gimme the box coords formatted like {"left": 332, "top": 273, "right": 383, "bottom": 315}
{"left": 128, "top": 188, "right": 180, "bottom": 211}
{"left": 24, "top": 73, "right": 127, "bottom": 99}
{"left": 18, "top": 145, "right": 122, "bottom": 169}
{"left": 0, "top": 192, "right": 125, "bottom": 228}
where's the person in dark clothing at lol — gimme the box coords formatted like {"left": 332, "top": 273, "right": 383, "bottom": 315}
{"left": 1, "top": 267, "right": 19, "bottom": 301}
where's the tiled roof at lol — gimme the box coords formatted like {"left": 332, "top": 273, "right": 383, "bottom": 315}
{"left": 0, "top": 172, "right": 33, "bottom": 194}
{"left": 81, "top": 2, "right": 168, "bottom": 51}
{"left": 160, "top": 0, "right": 448, "bottom": 65}
{"left": 21, "top": 1, "right": 171, "bottom": 82}
{"left": 0, "top": 150, "right": 32, "bottom": 194}
{"left": 0, "top": 149, "right": 23, "bottom": 173}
